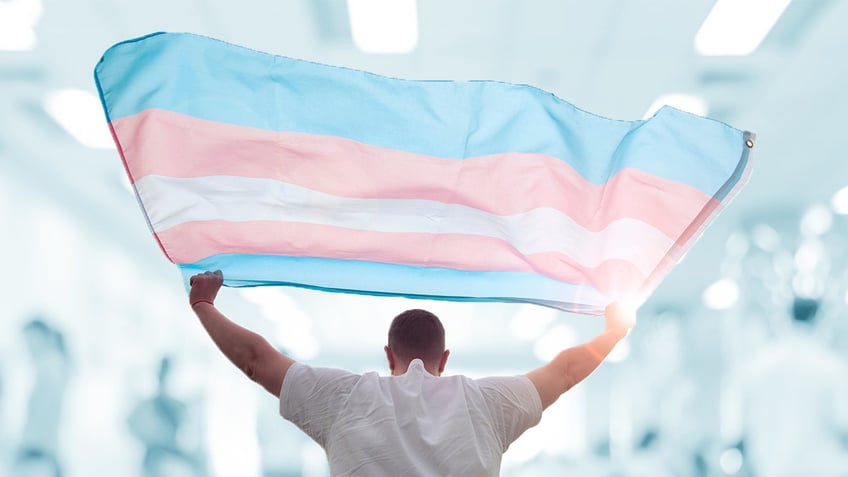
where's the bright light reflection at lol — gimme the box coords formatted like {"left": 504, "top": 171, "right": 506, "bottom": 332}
{"left": 644, "top": 93, "right": 708, "bottom": 118}
{"left": 831, "top": 185, "right": 848, "bottom": 215}
{"left": 206, "top": 382, "right": 260, "bottom": 477}
{"left": 794, "top": 240, "right": 824, "bottom": 273}
{"left": 695, "top": 0, "right": 791, "bottom": 56}
{"left": 800, "top": 204, "right": 832, "bottom": 237}
{"left": 0, "top": 0, "right": 42, "bottom": 51}
{"left": 703, "top": 278, "right": 739, "bottom": 310}
{"left": 347, "top": 0, "right": 418, "bottom": 54}
{"left": 44, "top": 89, "right": 114, "bottom": 149}
{"left": 720, "top": 447, "right": 744, "bottom": 474}
{"left": 792, "top": 274, "right": 822, "bottom": 298}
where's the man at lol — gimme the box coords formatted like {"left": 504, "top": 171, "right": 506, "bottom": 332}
{"left": 723, "top": 297, "right": 848, "bottom": 477}
{"left": 189, "top": 270, "right": 634, "bottom": 476}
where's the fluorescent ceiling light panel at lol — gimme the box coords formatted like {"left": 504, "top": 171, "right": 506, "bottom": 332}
{"left": 0, "top": 0, "right": 43, "bottom": 51}
{"left": 347, "top": 0, "right": 418, "bottom": 54}
{"left": 644, "top": 93, "right": 708, "bottom": 119}
{"left": 44, "top": 89, "right": 114, "bottom": 149}
{"left": 695, "top": 0, "right": 791, "bottom": 56}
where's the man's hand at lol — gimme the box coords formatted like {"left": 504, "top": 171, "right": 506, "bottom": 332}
{"left": 527, "top": 302, "right": 638, "bottom": 410}
{"left": 189, "top": 270, "right": 224, "bottom": 306}
{"left": 604, "top": 302, "right": 636, "bottom": 336}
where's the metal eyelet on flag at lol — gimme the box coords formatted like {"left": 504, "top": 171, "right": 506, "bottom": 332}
{"left": 745, "top": 139, "right": 754, "bottom": 148}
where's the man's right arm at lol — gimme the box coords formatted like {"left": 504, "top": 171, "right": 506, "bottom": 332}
{"left": 190, "top": 271, "right": 295, "bottom": 397}
{"left": 526, "top": 303, "right": 634, "bottom": 410}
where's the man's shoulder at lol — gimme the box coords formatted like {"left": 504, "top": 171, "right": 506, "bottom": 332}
{"left": 284, "top": 362, "right": 365, "bottom": 392}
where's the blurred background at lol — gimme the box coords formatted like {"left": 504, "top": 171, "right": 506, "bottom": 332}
{"left": 2, "top": 0, "right": 848, "bottom": 476}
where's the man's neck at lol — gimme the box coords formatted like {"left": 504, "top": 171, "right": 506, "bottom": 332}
{"left": 393, "top": 358, "right": 440, "bottom": 376}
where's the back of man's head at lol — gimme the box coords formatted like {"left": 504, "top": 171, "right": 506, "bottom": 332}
{"left": 388, "top": 309, "right": 445, "bottom": 367}
{"left": 791, "top": 297, "right": 820, "bottom": 325}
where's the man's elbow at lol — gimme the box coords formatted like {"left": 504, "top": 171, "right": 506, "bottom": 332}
{"left": 238, "top": 347, "right": 261, "bottom": 381}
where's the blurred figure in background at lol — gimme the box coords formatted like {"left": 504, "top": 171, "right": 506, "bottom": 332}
{"left": 723, "top": 297, "right": 848, "bottom": 477}
{"left": 12, "top": 449, "right": 62, "bottom": 477}
{"left": 127, "top": 355, "right": 206, "bottom": 477}
{"left": 12, "top": 317, "right": 71, "bottom": 477}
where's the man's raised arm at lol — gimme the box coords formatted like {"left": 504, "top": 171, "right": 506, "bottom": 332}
{"left": 526, "top": 303, "right": 635, "bottom": 410}
{"left": 189, "top": 270, "right": 295, "bottom": 396}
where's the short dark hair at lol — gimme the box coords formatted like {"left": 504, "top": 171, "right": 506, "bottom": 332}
{"left": 388, "top": 309, "right": 445, "bottom": 364}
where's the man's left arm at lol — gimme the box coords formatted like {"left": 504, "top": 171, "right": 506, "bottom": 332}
{"left": 189, "top": 270, "right": 295, "bottom": 396}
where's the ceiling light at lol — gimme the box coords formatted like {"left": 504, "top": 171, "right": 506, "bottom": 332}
{"left": 702, "top": 278, "right": 739, "bottom": 310}
{"left": 0, "top": 0, "right": 42, "bottom": 51}
{"left": 347, "top": 0, "right": 418, "bottom": 54}
{"left": 644, "top": 93, "right": 708, "bottom": 119}
{"left": 831, "top": 185, "right": 848, "bottom": 215}
{"left": 694, "top": 0, "right": 791, "bottom": 56}
{"left": 44, "top": 89, "right": 114, "bottom": 149}
{"left": 0, "top": 26, "right": 36, "bottom": 51}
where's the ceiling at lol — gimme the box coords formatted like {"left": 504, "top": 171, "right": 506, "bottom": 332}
{"left": 2, "top": 0, "right": 847, "bottom": 368}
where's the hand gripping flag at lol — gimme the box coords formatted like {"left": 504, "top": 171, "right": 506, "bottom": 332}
{"left": 95, "top": 32, "right": 753, "bottom": 314}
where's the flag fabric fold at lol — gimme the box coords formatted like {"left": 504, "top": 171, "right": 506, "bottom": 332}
{"left": 95, "top": 32, "right": 753, "bottom": 314}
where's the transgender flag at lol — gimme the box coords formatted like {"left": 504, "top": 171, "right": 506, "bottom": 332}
{"left": 95, "top": 32, "right": 753, "bottom": 315}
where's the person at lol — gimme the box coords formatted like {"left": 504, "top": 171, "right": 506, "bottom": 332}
{"left": 15, "top": 318, "right": 71, "bottom": 477}
{"left": 127, "top": 355, "right": 205, "bottom": 477}
{"left": 188, "top": 270, "right": 634, "bottom": 476}
{"left": 722, "top": 297, "right": 848, "bottom": 477}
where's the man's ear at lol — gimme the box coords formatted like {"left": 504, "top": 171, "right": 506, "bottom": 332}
{"left": 438, "top": 349, "right": 450, "bottom": 374}
{"left": 385, "top": 345, "right": 395, "bottom": 373}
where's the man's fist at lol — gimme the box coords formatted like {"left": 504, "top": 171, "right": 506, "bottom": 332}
{"left": 604, "top": 302, "right": 636, "bottom": 335}
{"left": 189, "top": 270, "right": 224, "bottom": 306}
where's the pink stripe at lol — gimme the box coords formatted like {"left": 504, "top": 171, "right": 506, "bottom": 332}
{"left": 642, "top": 197, "right": 723, "bottom": 294}
{"left": 156, "top": 220, "right": 650, "bottom": 294}
{"left": 112, "top": 109, "right": 716, "bottom": 238}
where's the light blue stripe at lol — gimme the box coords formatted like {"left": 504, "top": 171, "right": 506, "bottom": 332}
{"left": 95, "top": 32, "right": 748, "bottom": 196}
{"left": 178, "top": 254, "right": 609, "bottom": 314}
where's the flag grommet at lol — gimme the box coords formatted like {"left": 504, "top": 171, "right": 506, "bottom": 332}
{"left": 745, "top": 139, "right": 754, "bottom": 148}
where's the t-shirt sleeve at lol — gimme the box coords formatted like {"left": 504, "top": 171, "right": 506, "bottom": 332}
{"left": 476, "top": 375, "right": 543, "bottom": 452}
{"left": 279, "top": 362, "right": 360, "bottom": 447}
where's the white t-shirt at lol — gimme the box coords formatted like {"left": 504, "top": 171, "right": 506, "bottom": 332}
{"left": 279, "top": 359, "right": 542, "bottom": 476}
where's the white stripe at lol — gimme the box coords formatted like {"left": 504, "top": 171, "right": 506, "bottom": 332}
{"left": 135, "top": 175, "right": 675, "bottom": 275}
